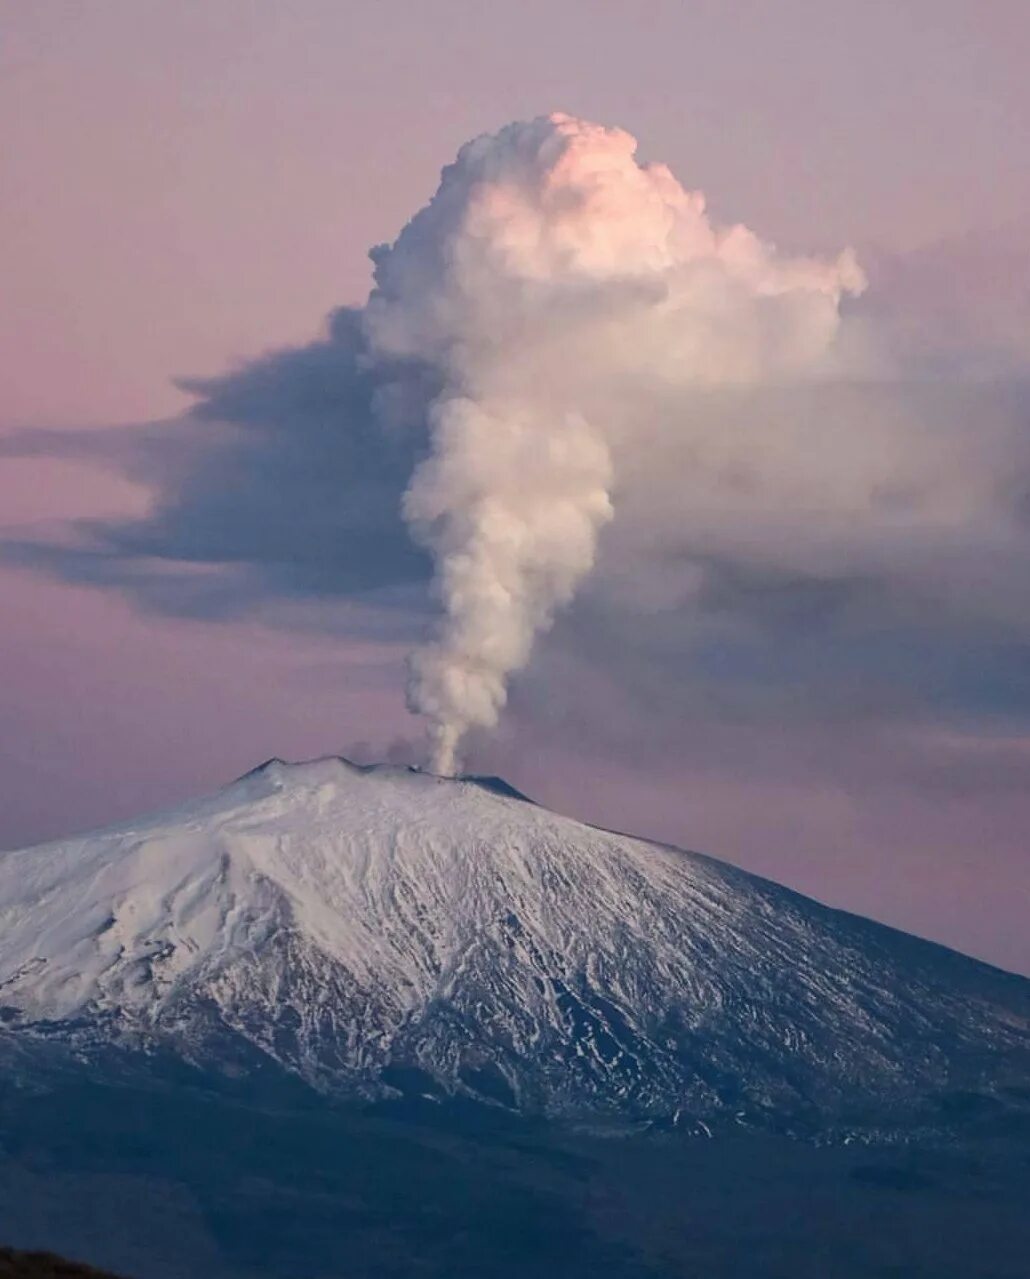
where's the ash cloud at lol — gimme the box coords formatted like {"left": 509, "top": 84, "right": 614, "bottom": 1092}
{"left": 0, "top": 308, "right": 433, "bottom": 629}
{"left": 3, "top": 114, "right": 1030, "bottom": 774}
{"left": 364, "top": 113, "right": 864, "bottom": 771}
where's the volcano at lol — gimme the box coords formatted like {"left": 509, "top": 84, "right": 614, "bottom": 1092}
{"left": 1, "top": 756, "right": 1026, "bottom": 1132}
{"left": 2, "top": 757, "right": 1029, "bottom": 1278}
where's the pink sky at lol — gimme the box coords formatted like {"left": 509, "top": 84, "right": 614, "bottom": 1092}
{"left": 4, "top": 1, "right": 1027, "bottom": 425}
{"left": 1, "top": 2, "right": 1029, "bottom": 974}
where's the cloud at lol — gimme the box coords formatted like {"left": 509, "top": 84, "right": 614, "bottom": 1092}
{"left": 851, "top": 222, "right": 1030, "bottom": 379}
{"left": 0, "top": 307, "right": 434, "bottom": 633}
{"left": 361, "top": 113, "right": 865, "bottom": 770}
{"left": 2, "top": 114, "right": 1029, "bottom": 774}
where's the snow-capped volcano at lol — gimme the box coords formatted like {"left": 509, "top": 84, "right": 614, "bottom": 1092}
{"left": 0, "top": 758, "right": 1026, "bottom": 1125}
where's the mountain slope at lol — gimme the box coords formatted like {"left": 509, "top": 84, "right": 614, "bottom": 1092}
{"left": 0, "top": 757, "right": 1026, "bottom": 1126}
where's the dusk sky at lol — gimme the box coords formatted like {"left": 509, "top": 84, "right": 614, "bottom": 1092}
{"left": 2, "top": 1, "right": 1029, "bottom": 974}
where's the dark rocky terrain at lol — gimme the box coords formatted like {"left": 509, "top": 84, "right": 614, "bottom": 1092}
{"left": 0, "top": 1248, "right": 125, "bottom": 1278}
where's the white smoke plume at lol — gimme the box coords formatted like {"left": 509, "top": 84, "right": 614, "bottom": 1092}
{"left": 364, "top": 113, "right": 865, "bottom": 774}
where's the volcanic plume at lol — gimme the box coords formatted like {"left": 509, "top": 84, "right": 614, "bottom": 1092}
{"left": 362, "top": 114, "right": 864, "bottom": 773}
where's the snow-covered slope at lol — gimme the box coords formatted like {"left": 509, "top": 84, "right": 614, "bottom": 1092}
{"left": 0, "top": 758, "right": 1026, "bottom": 1124}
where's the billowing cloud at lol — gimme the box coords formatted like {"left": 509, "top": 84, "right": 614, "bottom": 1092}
{"left": 364, "top": 113, "right": 863, "bottom": 770}
{"left": 2, "top": 114, "right": 1028, "bottom": 777}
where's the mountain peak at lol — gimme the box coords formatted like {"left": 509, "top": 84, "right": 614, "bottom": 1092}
{"left": 232, "top": 754, "right": 535, "bottom": 807}
{"left": 0, "top": 756, "right": 1027, "bottom": 1127}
